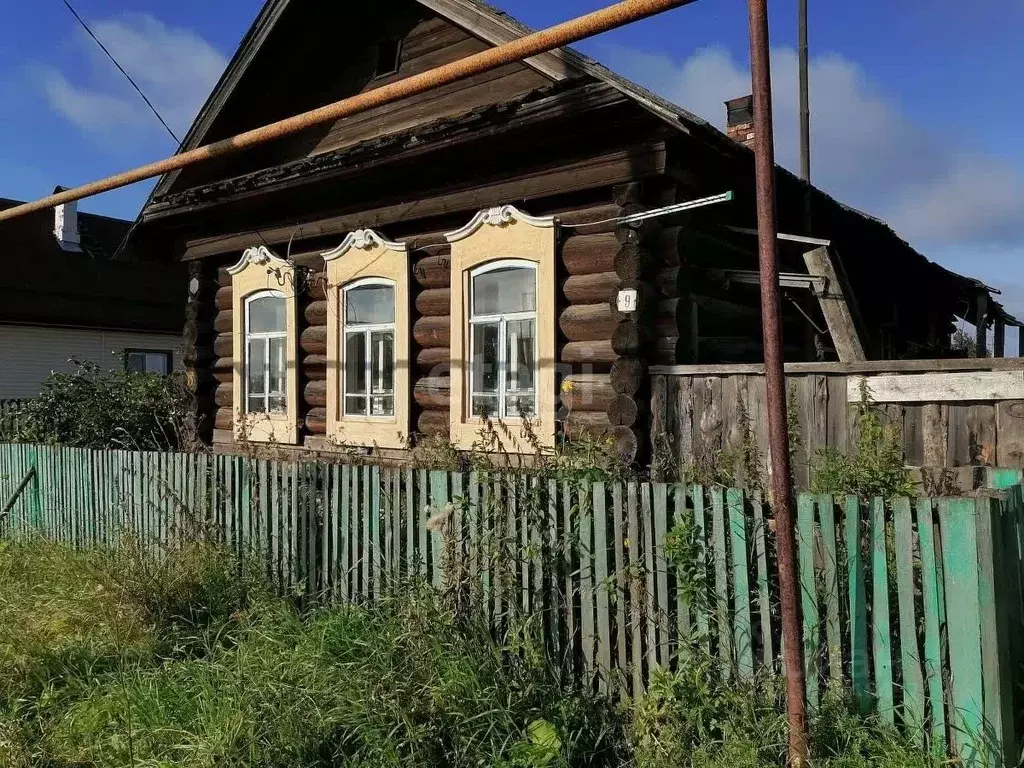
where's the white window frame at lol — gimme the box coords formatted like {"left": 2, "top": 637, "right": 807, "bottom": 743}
{"left": 125, "top": 349, "right": 172, "bottom": 375}
{"left": 244, "top": 289, "right": 288, "bottom": 415}
{"left": 342, "top": 277, "right": 397, "bottom": 420}
{"left": 468, "top": 259, "right": 538, "bottom": 420}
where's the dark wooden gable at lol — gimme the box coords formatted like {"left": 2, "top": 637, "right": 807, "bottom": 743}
{"left": 164, "top": 0, "right": 552, "bottom": 194}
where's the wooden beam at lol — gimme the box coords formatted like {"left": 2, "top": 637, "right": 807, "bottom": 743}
{"left": 848, "top": 371, "right": 1024, "bottom": 403}
{"left": 975, "top": 292, "right": 989, "bottom": 358}
{"left": 183, "top": 142, "right": 667, "bottom": 259}
{"left": 649, "top": 357, "right": 1024, "bottom": 376}
{"left": 802, "top": 246, "right": 866, "bottom": 362}
{"left": 994, "top": 318, "right": 1006, "bottom": 358}
{"left": 724, "top": 225, "right": 830, "bottom": 246}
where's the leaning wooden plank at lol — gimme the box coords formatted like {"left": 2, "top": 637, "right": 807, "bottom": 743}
{"left": 816, "top": 494, "right": 843, "bottom": 683}
{"left": 845, "top": 496, "right": 870, "bottom": 713}
{"left": 797, "top": 493, "right": 819, "bottom": 709}
{"left": 893, "top": 497, "right": 925, "bottom": 737}
{"left": 916, "top": 498, "right": 947, "bottom": 751}
{"left": 938, "top": 498, "right": 985, "bottom": 765}
{"left": 727, "top": 487, "right": 754, "bottom": 679}
{"left": 802, "top": 246, "right": 866, "bottom": 362}
{"left": 871, "top": 497, "right": 895, "bottom": 726}
{"left": 850, "top": 371, "right": 1024, "bottom": 403}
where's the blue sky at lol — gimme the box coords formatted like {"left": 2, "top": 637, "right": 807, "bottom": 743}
{"left": 2, "top": 0, "right": 1023, "bottom": 344}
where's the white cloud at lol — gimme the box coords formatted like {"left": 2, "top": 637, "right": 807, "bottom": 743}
{"left": 37, "top": 13, "right": 226, "bottom": 141}
{"left": 600, "top": 44, "right": 1024, "bottom": 250}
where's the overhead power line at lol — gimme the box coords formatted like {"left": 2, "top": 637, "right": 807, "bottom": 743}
{"left": 59, "top": 0, "right": 181, "bottom": 145}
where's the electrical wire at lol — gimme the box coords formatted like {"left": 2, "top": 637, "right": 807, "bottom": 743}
{"left": 60, "top": 0, "right": 181, "bottom": 145}
{"left": 561, "top": 191, "right": 734, "bottom": 228}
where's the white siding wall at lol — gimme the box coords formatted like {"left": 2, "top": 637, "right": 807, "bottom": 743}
{"left": 0, "top": 325, "right": 182, "bottom": 399}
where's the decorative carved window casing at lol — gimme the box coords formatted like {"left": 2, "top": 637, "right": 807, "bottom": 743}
{"left": 323, "top": 230, "right": 410, "bottom": 449}
{"left": 229, "top": 246, "right": 300, "bottom": 444}
{"left": 447, "top": 206, "right": 557, "bottom": 451}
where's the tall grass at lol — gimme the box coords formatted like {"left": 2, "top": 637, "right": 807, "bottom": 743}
{"left": 0, "top": 535, "right": 943, "bottom": 767}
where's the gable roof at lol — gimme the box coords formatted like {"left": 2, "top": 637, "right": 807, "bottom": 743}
{"left": 0, "top": 199, "right": 185, "bottom": 332}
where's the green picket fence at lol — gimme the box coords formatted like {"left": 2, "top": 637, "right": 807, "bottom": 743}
{"left": 1, "top": 443, "right": 1022, "bottom": 767}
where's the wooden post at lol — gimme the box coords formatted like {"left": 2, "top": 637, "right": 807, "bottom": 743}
{"left": 993, "top": 318, "right": 1005, "bottom": 358}
{"left": 975, "top": 292, "right": 989, "bottom": 358}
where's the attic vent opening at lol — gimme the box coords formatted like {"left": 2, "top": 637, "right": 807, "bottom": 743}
{"left": 374, "top": 38, "right": 401, "bottom": 78}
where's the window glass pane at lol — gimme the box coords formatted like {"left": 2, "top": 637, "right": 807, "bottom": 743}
{"left": 126, "top": 353, "right": 145, "bottom": 373}
{"left": 345, "top": 332, "right": 367, "bottom": 396}
{"left": 268, "top": 338, "right": 286, "bottom": 395}
{"left": 345, "top": 284, "right": 394, "bottom": 325}
{"left": 472, "top": 394, "right": 498, "bottom": 418}
{"left": 371, "top": 331, "right": 394, "bottom": 395}
{"left": 508, "top": 394, "right": 535, "bottom": 418}
{"left": 346, "top": 395, "right": 367, "bottom": 415}
{"left": 371, "top": 396, "right": 394, "bottom": 417}
{"left": 144, "top": 353, "right": 169, "bottom": 374}
{"left": 247, "top": 339, "right": 266, "bottom": 396}
{"left": 505, "top": 319, "right": 535, "bottom": 394}
{"left": 248, "top": 295, "right": 286, "bottom": 333}
{"left": 472, "top": 266, "right": 535, "bottom": 316}
{"left": 471, "top": 323, "right": 499, "bottom": 395}
{"left": 247, "top": 395, "right": 266, "bottom": 414}
{"left": 268, "top": 396, "right": 286, "bottom": 415}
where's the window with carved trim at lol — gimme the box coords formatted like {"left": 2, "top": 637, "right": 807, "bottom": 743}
{"left": 244, "top": 290, "right": 288, "bottom": 415}
{"left": 342, "top": 278, "right": 396, "bottom": 418}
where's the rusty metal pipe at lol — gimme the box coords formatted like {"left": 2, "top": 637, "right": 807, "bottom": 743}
{"left": 0, "top": 0, "right": 698, "bottom": 223}
{"left": 747, "top": 0, "right": 810, "bottom": 764}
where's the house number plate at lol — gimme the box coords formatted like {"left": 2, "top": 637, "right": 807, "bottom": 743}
{"left": 617, "top": 288, "right": 638, "bottom": 313}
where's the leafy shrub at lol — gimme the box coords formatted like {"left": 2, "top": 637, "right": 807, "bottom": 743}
{"left": 15, "top": 360, "right": 191, "bottom": 451}
{"left": 810, "top": 382, "right": 914, "bottom": 499}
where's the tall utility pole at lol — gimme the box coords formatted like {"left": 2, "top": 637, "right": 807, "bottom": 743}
{"left": 747, "top": 0, "right": 810, "bottom": 765}
{"left": 798, "top": 0, "right": 810, "bottom": 181}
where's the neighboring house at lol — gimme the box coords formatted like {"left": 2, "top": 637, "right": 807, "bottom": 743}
{"left": 120, "top": 0, "right": 1017, "bottom": 461}
{"left": 0, "top": 194, "right": 185, "bottom": 399}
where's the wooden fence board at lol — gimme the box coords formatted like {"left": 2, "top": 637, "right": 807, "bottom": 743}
{"left": 593, "top": 482, "right": 612, "bottom": 691}
{"left": 727, "top": 487, "right": 753, "bottom": 678}
{"left": 871, "top": 497, "right": 895, "bottom": 725}
{"left": 893, "top": 497, "right": 925, "bottom": 736}
{"left": 916, "top": 498, "right": 946, "bottom": 750}
{"left": 653, "top": 483, "right": 670, "bottom": 668}
{"left": 844, "top": 495, "right": 870, "bottom": 712}
{"left": 817, "top": 494, "right": 842, "bottom": 683}
{"left": 752, "top": 492, "right": 772, "bottom": 669}
{"left": 710, "top": 487, "right": 731, "bottom": 678}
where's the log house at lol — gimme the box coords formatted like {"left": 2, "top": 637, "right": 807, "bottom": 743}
{"left": 124, "top": 0, "right": 1017, "bottom": 463}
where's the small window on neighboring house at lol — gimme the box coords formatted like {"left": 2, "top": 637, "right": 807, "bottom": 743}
{"left": 374, "top": 38, "right": 401, "bottom": 77}
{"left": 343, "top": 279, "right": 396, "bottom": 418}
{"left": 125, "top": 350, "right": 172, "bottom": 375}
{"left": 244, "top": 290, "right": 288, "bottom": 415}
{"left": 469, "top": 261, "right": 537, "bottom": 419}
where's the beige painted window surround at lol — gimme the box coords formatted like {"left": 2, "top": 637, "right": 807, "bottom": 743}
{"left": 229, "top": 245, "right": 300, "bottom": 445}
{"left": 323, "top": 230, "right": 410, "bottom": 450}
{"left": 447, "top": 206, "right": 557, "bottom": 452}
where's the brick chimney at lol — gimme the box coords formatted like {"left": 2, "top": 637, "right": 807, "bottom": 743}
{"left": 52, "top": 185, "right": 81, "bottom": 252}
{"left": 725, "top": 95, "right": 755, "bottom": 149}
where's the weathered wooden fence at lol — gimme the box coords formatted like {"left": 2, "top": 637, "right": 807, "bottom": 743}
{"left": 650, "top": 358, "right": 1024, "bottom": 491}
{"left": 1, "top": 443, "right": 1022, "bottom": 766}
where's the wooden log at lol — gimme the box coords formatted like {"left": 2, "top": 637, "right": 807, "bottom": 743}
{"left": 612, "top": 320, "right": 644, "bottom": 355}
{"left": 306, "top": 407, "right": 327, "bottom": 435}
{"left": 213, "top": 311, "right": 232, "bottom": 334}
{"left": 305, "top": 300, "right": 328, "bottom": 326}
{"left": 413, "top": 316, "right": 451, "bottom": 348}
{"left": 655, "top": 267, "right": 682, "bottom": 299}
{"left": 563, "top": 271, "right": 619, "bottom": 305}
{"left": 413, "top": 254, "right": 452, "bottom": 289}
{"left": 559, "top": 303, "right": 623, "bottom": 342}
{"left": 214, "top": 407, "right": 232, "bottom": 431}
{"left": 417, "top": 346, "right": 451, "bottom": 373}
{"left": 414, "top": 376, "right": 450, "bottom": 410}
{"left": 215, "top": 286, "right": 232, "bottom": 311}
{"left": 561, "top": 340, "right": 617, "bottom": 365}
{"left": 212, "top": 357, "right": 233, "bottom": 384}
{"left": 614, "top": 205, "right": 647, "bottom": 245}
{"left": 216, "top": 267, "right": 232, "bottom": 286}
{"left": 613, "top": 181, "right": 645, "bottom": 206}
{"left": 556, "top": 203, "right": 621, "bottom": 233}
{"left": 611, "top": 426, "right": 639, "bottom": 463}
{"left": 560, "top": 373, "right": 614, "bottom": 412}
{"left": 305, "top": 380, "right": 327, "bottom": 408}
{"left": 214, "top": 382, "right": 232, "bottom": 407}
{"left": 183, "top": 321, "right": 199, "bottom": 351}
{"left": 416, "top": 288, "right": 450, "bottom": 317}
{"left": 654, "top": 337, "right": 681, "bottom": 366}
{"left": 607, "top": 394, "right": 639, "bottom": 427}
{"left": 303, "top": 354, "right": 328, "bottom": 381}
{"left": 561, "top": 233, "right": 618, "bottom": 276}
{"left": 660, "top": 226, "right": 755, "bottom": 268}
{"left": 563, "top": 410, "right": 612, "bottom": 437}
{"left": 300, "top": 326, "right": 328, "bottom": 355}
{"left": 613, "top": 243, "right": 647, "bottom": 281}
{"left": 610, "top": 357, "right": 645, "bottom": 394}
{"left": 417, "top": 409, "right": 449, "bottom": 437}
{"left": 184, "top": 301, "right": 200, "bottom": 324}
{"left": 213, "top": 334, "right": 232, "bottom": 358}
